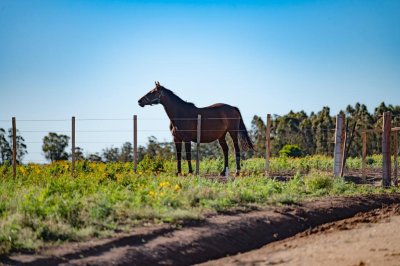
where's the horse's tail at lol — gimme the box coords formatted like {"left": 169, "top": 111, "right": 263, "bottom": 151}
{"left": 235, "top": 108, "right": 255, "bottom": 151}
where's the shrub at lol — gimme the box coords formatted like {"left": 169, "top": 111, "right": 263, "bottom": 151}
{"left": 366, "top": 157, "right": 375, "bottom": 165}
{"left": 304, "top": 171, "right": 334, "bottom": 192}
{"left": 279, "top": 144, "right": 303, "bottom": 158}
{"left": 137, "top": 155, "right": 165, "bottom": 173}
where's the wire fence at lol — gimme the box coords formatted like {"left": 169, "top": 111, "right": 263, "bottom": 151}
{"left": 0, "top": 116, "right": 374, "bottom": 163}
{"left": 0, "top": 116, "right": 252, "bottom": 161}
{"left": 0, "top": 115, "right": 337, "bottom": 165}
{"left": 1, "top": 112, "right": 399, "bottom": 184}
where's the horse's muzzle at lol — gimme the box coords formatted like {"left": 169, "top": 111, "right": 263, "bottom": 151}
{"left": 138, "top": 99, "right": 146, "bottom": 107}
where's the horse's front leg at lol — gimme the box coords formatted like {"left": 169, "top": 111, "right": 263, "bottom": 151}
{"left": 174, "top": 138, "right": 182, "bottom": 176}
{"left": 185, "top": 142, "right": 193, "bottom": 174}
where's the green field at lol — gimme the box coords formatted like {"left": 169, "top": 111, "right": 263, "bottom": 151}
{"left": 0, "top": 155, "right": 397, "bottom": 255}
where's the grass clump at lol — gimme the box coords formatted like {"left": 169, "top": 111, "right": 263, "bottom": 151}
{"left": 304, "top": 171, "right": 334, "bottom": 193}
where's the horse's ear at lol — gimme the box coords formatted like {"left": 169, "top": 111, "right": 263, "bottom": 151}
{"left": 155, "top": 81, "right": 160, "bottom": 88}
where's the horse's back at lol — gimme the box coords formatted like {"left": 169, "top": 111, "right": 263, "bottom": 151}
{"left": 206, "top": 103, "right": 226, "bottom": 108}
{"left": 199, "top": 103, "right": 242, "bottom": 132}
{"left": 201, "top": 103, "right": 240, "bottom": 115}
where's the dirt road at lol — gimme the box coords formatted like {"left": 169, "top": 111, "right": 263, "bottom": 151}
{"left": 201, "top": 205, "right": 400, "bottom": 266}
{"left": 3, "top": 195, "right": 400, "bottom": 266}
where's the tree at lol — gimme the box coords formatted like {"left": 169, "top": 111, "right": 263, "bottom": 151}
{"left": 0, "top": 128, "right": 11, "bottom": 164}
{"left": 102, "top": 147, "right": 120, "bottom": 162}
{"left": 42, "top": 132, "right": 70, "bottom": 162}
{"left": 250, "top": 115, "right": 266, "bottom": 157}
{"left": 312, "top": 107, "right": 335, "bottom": 155}
{"left": 138, "top": 136, "right": 175, "bottom": 161}
{"left": 87, "top": 153, "right": 102, "bottom": 162}
{"left": 299, "top": 116, "right": 315, "bottom": 155}
{"left": 74, "top": 147, "right": 85, "bottom": 161}
{"left": 0, "top": 128, "right": 27, "bottom": 165}
{"left": 270, "top": 111, "right": 310, "bottom": 156}
{"left": 344, "top": 103, "right": 374, "bottom": 157}
{"left": 200, "top": 140, "right": 223, "bottom": 159}
{"left": 119, "top": 142, "right": 133, "bottom": 162}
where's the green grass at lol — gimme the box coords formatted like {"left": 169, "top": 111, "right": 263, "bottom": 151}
{"left": 0, "top": 155, "right": 398, "bottom": 255}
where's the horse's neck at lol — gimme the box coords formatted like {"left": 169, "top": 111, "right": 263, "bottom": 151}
{"left": 162, "top": 95, "right": 196, "bottom": 121}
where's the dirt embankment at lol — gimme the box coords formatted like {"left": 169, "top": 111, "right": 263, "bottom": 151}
{"left": 3, "top": 194, "right": 400, "bottom": 266}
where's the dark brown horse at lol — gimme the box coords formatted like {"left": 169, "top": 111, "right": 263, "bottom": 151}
{"left": 138, "top": 82, "right": 254, "bottom": 176}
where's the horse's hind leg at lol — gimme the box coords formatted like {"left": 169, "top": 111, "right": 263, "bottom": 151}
{"left": 185, "top": 142, "right": 193, "bottom": 174}
{"left": 229, "top": 131, "right": 241, "bottom": 176}
{"left": 174, "top": 138, "right": 182, "bottom": 176}
{"left": 218, "top": 136, "right": 229, "bottom": 176}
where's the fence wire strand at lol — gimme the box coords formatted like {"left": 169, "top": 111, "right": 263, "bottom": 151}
{"left": 3, "top": 113, "right": 399, "bottom": 165}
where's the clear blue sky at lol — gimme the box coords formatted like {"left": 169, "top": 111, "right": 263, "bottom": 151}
{"left": 0, "top": 0, "right": 399, "bottom": 162}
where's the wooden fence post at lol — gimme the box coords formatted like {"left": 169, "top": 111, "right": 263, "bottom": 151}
{"left": 265, "top": 114, "right": 271, "bottom": 176}
{"left": 133, "top": 115, "right": 138, "bottom": 173}
{"left": 341, "top": 120, "right": 358, "bottom": 177}
{"left": 362, "top": 131, "right": 367, "bottom": 180}
{"left": 340, "top": 128, "right": 347, "bottom": 177}
{"left": 12, "top": 117, "right": 17, "bottom": 177}
{"left": 71, "top": 116, "right": 75, "bottom": 177}
{"left": 333, "top": 113, "right": 345, "bottom": 177}
{"left": 382, "top": 111, "right": 392, "bottom": 187}
{"left": 196, "top": 114, "right": 201, "bottom": 175}
{"left": 393, "top": 130, "right": 398, "bottom": 186}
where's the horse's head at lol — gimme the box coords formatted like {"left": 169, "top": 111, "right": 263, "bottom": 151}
{"left": 138, "top": 81, "right": 165, "bottom": 107}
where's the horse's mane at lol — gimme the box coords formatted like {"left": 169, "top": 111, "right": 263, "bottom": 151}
{"left": 162, "top": 87, "right": 197, "bottom": 108}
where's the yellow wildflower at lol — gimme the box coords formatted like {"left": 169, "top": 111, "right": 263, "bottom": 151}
{"left": 20, "top": 167, "right": 26, "bottom": 176}
{"left": 173, "top": 184, "right": 181, "bottom": 191}
{"left": 159, "top": 181, "right": 170, "bottom": 188}
{"left": 116, "top": 173, "right": 123, "bottom": 182}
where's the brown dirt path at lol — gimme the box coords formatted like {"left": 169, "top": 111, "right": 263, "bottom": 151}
{"left": 201, "top": 204, "right": 400, "bottom": 266}
{"left": 2, "top": 194, "right": 400, "bottom": 266}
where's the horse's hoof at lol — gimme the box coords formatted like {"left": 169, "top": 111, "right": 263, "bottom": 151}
{"left": 176, "top": 172, "right": 182, "bottom": 176}
{"left": 235, "top": 171, "right": 241, "bottom": 177}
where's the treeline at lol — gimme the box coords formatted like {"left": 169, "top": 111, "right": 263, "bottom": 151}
{"left": 251, "top": 102, "right": 400, "bottom": 158}
{"left": 0, "top": 102, "right": 399, "bottom": 164}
